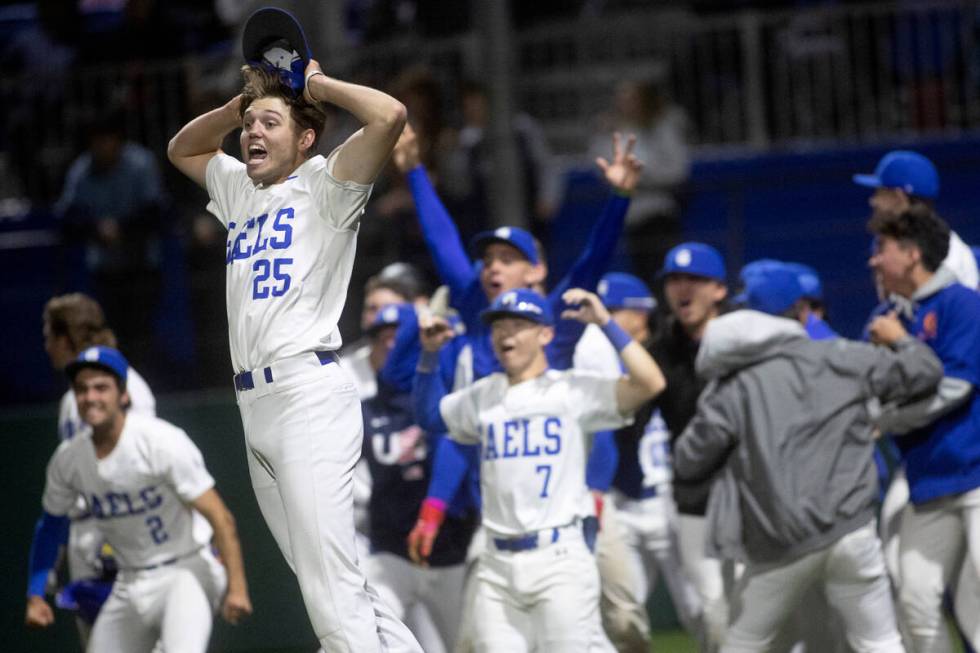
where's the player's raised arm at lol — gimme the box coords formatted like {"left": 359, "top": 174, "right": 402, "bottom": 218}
{"left": 191, "top": 489, "right": 253, "bottom": 625}
{"left": 304, "top": 59, "right": 406, "bottom": 185}
{"left": 167, "top": 95, "right": 243, "bottom": 189}
{"left": 561, "top": 288, "right": 666, "bottom": 414}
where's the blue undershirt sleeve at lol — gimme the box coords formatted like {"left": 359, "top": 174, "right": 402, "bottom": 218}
{"left": 427, "top": 436, "right": 478, "bottom": 505}
{"left": 27, "top": 511, "right": 70, "bottom": 597}
{"left": 586, "top": 431, "right": 619, "bottom": 492}
{"left": 413, "top": 352, "right": 450, "bottom": 435}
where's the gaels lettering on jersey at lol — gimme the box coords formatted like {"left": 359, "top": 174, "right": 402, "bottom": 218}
{"left": 226, "top": 207, "right": 294, "bottom": 264}
{"left": 88, "top": 485, "right": 164, "bottom": 520}
{"left": 483, "top": 416, "right": 562, "bottom": 461}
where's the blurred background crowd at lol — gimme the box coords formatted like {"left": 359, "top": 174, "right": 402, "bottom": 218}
{"left": 2, "top": 0, "right": 980, "bottom": 404}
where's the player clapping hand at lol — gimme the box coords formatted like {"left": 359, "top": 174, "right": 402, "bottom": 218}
{"left": 560, "top": 288, "right": 613, "bottom": 326}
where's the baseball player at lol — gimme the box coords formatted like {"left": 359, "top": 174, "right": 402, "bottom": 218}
{"left": 360, "top": 304, "right": 478, "bottom": 651}
{"left": 853, "top": 150, "right": 978, "bottom": 288}
{"left": 414, "top": 287, "right": 667, "bottom": 652}
{"left": 41, "top": 293, "right": 157, "bottom": 645}
{"left": 167, "top": 9, "right": 420, "bottom": 650}
{"left": 649, "top": 242, "right": 731, "bottom": 651}
{"left": 575, "top": 273, "right": 703, "bottom": 652}
{"left": 674, "top": 268, "right": 944, "bottom": 653}
{"left": 25, "top": 346, "right": 252, "bottom": 652}
{"left": 866, "top": 205, "right": 980, "bottom": 653}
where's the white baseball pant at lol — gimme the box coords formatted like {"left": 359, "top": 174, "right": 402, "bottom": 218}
{"left": 897, "top": 485, "right": 980, "bottom": 653}
{"left": 86, "top": 548, "right": 226, "bottom": 652}
{"left": 678, "top": 513, "right": 731, "bottom": 652}
{"left": 597, "top": 490, "right": 703, "bottom": 652}
{"left": 363, "top": 552, "right": 466, "bottom": 650}
{"left": 724, "top": 521, "right": 904, "bottom": 653}
{"left": 237, "top": 352, "right": 421, "bottom": 652}
{"left": 473, "top": 523, "right": 611, "bottom": 653}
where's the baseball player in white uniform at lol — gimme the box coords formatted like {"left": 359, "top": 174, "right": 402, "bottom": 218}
{"left": 42, "top": 293, "right": 157, "bottom": 645}
{"left": 25, "top": 346, "right": 252, "bottom": 652}
{"left": 574, "top": 273, "right": 703, "bottom": 652}
{"left": 414, "top": 287, "right": 667, "bottom": 652}
{"left": 167, "top": 35, "right": 421, "bottom": 650}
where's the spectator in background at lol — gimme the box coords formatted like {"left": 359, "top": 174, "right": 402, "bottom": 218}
{"left": 589, "top": 77, "right": 691, "bottom": 285}
{"left": 56, "top": 110, "right": 167, "bottom": 374}
{"left": 439, "top": 81, "right": 560, "bottom": 244}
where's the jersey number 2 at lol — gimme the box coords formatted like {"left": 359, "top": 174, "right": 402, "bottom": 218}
{"left": 252, "top": 258, "right": 293, "bottom": 299}
{"left": 146, "top": 515, "right": 169, "bottom": 545}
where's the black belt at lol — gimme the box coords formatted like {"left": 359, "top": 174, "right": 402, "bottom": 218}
{"left": 234, "top": 350, "right": 339, "bottom": 392}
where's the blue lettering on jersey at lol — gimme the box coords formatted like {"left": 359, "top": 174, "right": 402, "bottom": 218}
{"left": 270, "top": 207, "right": 293, "bottom": 249}
{"left": 89, "top": 485, "right": 164, "bottom": 520}
{"left": 544, "top": 417, "right": 562, "bottom": 454}
{"left": 226, "top": 208, "right": 294, "bottom": 265}
{"left": 482, "top": 417, "right": 563, "bottom": 461}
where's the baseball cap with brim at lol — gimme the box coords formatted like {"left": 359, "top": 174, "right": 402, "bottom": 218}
{"left": 480, "top": 289, "right": 553, "bottom": 326}
{"left": 242, "top": 7, "right": 312, "bottom": 95}
{"left": 598, "top": 272, "right": 656, "bottom": 311}
{"left": 739, "top": 266, "right": 805, "bottom": 316}
{"left": 852, "top": 150, "right": 939, "bottom": 199}
{"left": 658, "top": 242, "right": 726, "bottom": 281}
{"left": 367, "top": 303, "right": 410, "bottom": 335}
{"left": 66, "top": 346, "right": 129, "bottom": 386}
{"left": 470, "top": 227, "right": 539, "bottom": 265}
{"left": 733, "top": 258, "right": 783, "bottom": 305}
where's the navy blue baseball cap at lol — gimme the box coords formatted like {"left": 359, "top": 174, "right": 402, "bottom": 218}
{"left": 66, "top": 346, "right": 129, "bottom": 386}
{"left": 480, "top": 289, "right": 554, "bottom": 326}
{"left": 738, "top": 265, "right": 805, "bottom": 316}
{"left": 598, "top": 272, "right": 656, "bottom": 311}
{"left": 470, "top": 226, "right": 539, "bottom": 265}
{"left": 659, "top": 242, "right": 726, "bottom": 281}
{"left": 853, "top": 150, "right": 940, "bottom": 199}
{"left": 242, "top": 7, "right": 312, "bottom": 95}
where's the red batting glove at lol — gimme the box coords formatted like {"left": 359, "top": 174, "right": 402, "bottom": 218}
{"left": 407, "top": 498, "right": 446, "bottom": 566}
{"left": 591, "top": 490, "right": 605, "bottom": 528}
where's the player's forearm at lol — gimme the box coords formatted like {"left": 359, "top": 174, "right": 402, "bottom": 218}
{"left": 307, "top": 74, "right": 405, "bottom": 133}
{"left": 413, "top": 355, "right": 450, "bottom": 434}
{"left": 558, "top": 193, "right": 631, "bottom": 294}
{"left": 167, "top": 96, "right": 242, "bottom": 160}
{"left": 210, "top": 510, "right": 249, "bottom": 594}
{"left": 603, "top": 320, "right": 665, "bottom": 411}
{"left": 26, "top": 512, "right": 69, "bottom": 597}
{"left": 878, "top": 376, "right": 973, "bottom": 435}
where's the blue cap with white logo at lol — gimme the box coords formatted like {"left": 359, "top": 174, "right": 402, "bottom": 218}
{"left": 598, "top": 272, "right": 656, "bottom": 311}
{"left": 480, "top": 288, "right": 554, "bottom": 326}
{"left": 659, "top": 242, "right": 726, "bottom": 281}
{"left": 738, "top": 265, "right": 805, "bottom": 316}
{"left": 65, "top": 346, "right": 129, "bottom": 386}
{"left": 470, "top": 226, "right": 539, "bottom": 265}
{"left": 367, "top": 303, "right": 415, "bottom": 335}
{"left": 852, "top": 150, "right": 940, "bottom": 199}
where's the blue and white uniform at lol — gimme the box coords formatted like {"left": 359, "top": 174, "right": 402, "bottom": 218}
{"left": 205, "top": 149, "right": 420, "bottom": 652}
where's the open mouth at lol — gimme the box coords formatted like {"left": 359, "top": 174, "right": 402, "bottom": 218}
{"left": 247, "top": 144, "right": 268, "bottom": 165}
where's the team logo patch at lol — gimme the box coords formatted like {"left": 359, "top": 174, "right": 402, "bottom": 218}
{"left": 381, "top": 305, "right": 399, "bottom": 324}
{"left": 495, "top": 226, "right": 512, "bottom": 239}
{"left": 83, "top": 347, "right": 100, "bottom": 362}
{"left": 675, "top": 248, "right": 692, "bottom": 267}
{"left": 921, "top": 311, "right": 938, "bottom": 340}
{"left": 598, "top": 280, "right": 609, "bottom": 297}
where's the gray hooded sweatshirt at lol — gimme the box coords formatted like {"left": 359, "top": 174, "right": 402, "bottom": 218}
{"left": 674, "top": 310, "right": 943, "bottom": 565}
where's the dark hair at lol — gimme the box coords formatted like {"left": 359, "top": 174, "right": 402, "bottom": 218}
{"left": 240, "top": 65, "right": 327, "bottom": 154}
{"left": 867, "top": 205, "right": 950, "bottom": 272}
{"left": 43, "top": 294, "right": 117, "bottom": 353}
{"left": 364, "top": 275, "right": 415, "bottom": 302}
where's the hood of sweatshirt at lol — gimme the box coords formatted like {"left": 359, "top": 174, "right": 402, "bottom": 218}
{"left": 695, "top": 310, "right": 808, "bottom": 379}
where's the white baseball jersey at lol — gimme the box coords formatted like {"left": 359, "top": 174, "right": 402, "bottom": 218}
{"left": 42, "top": 413, "right": 215, "bottom": 570}
{"left": 58, "top": 366, "right": 155, "bottom": 442}
{"left": 947, "top": 230, "right": 979, "bottom": 289}
{"left": 205, "top": 150, "right": 372, "bottom": 372}
{"left": 439, "top": 369, "right": 632, "bottom": 537}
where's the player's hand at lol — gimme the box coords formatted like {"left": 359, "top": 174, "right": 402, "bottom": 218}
{"left": 596, "top": 132, "right": 643, "bottom": 194}
{"left": 303, "top": 59, "right": 324, "bottom": 104}
{"left": 25, "top": 595, "right": 54, "bottom": 629}
{"left": 407, "top": 498, "right": 445, "bottom": 566}
{"left": 419, "top": 314, "right": 454, "bottom": 352}
{"left": 393, "top": 124, "right": 422, "bottom": 173}
{"left": 561, "top": 288, "right": 612, "bottom": 326}
{"left": 221, "top": 587, "right": 254, "bottom": 625}
{"left": 868, "top": 311, "right": 908, "bottom": 346}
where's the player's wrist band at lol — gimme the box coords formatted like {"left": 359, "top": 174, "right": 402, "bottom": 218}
{"left": 418, "top": 497, "right": 446, "bottom": 530}
{"left": 304, "top": 70, "right": 326, "bottom": 99}
{"left": 601, "top": 320, "right": 633, "bottom": 352}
